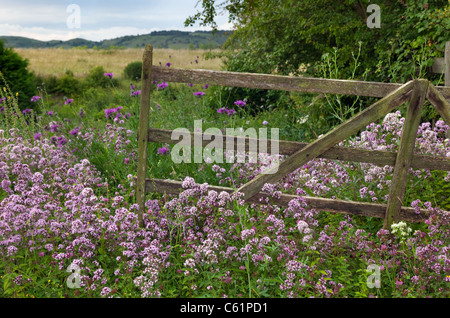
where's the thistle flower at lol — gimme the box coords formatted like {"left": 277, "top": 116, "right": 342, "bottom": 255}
{"left": 234, "top": 100, "right": 246, "bottom": 107}
{"left": 157, "top": 147, "right": 170, "bottom": 155}
{"left": 157, "top": 82, "right": 168, "bottom": 90}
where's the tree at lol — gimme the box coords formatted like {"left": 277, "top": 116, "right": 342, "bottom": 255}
{"left": 0, "top": 40, "right": 37, "bottom": 110}
{"left": 186, "top": 0, "right": 450, "bottom": 83}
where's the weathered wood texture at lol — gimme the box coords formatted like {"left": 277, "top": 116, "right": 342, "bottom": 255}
{"left": 426, "top": 84, "right": 450, "bottom": 126}
{"left": 146, "top": 127, "right": 450, "bottom": 171}
{"left": 446, "top": 41, "right": 450, "bottom": 87}
{"left": 383, "top": 79, "right": 429, "bottom": 229}
{"left": 136, "top": 46, "right": 450, "bottom": 228}
{"left": 237, "top": 81, "right": 415, "bottom": 201}
{"left": 151, "top": 65, "right": 450, "bottom": 100}
{"left": 152, "top": 66, "right": 402, "bottom": 97}
{"left": 432, "top": 57, "right": 445, "bottom": 74}
{"left": 136, "top": 44, "right": 153, "bottom": 227}
{"left": 143, "top": 178, "right": 432, "bottom": 223}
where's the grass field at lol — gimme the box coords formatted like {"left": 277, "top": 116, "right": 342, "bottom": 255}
{"left": 16, "top": 48, "right": 224, "bottom": 78}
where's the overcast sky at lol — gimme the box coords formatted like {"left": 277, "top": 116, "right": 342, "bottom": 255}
{"left": 0, "top": 0, "right": 233, "bottom": 42}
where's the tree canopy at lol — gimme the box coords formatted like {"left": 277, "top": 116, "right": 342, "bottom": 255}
{"left": 186, "top": 0, "right": 450, "bottom": 83}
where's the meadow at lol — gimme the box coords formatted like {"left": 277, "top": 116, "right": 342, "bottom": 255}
{"left": 0, "top": 47, "right": 449, "bottom": 299}
{"left": 15, "top": 47, "right": 223, "bottom": 78}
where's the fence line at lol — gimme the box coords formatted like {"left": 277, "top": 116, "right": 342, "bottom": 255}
{"left": 151, "top": 65, "right": 450, "bottom": 100}
{"left": 143, "top": 178, "right": 428, "bottom": 223}
{"left": 135, "top": 44, "right": 450, "bottom": 229}
{"left": 145, "top": 127, "right": 450, "bottom": 171}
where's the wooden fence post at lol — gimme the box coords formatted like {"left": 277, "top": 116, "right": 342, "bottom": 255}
{"left": 383, "top": 79, "right": 429, "bottom": 230}
{"left": 445, "top": 41, "right": 450, "bottom": 87}
{"left": 136, "top": 44, "right": 153, "bottom": 228}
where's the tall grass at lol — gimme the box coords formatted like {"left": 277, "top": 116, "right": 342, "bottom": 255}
{"left": 16, "top": 48, "right": 224, "bottom": 78}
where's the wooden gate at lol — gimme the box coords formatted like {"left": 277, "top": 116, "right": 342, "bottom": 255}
{"left": 135, "top": 44, "right": 450, "bottom": 229}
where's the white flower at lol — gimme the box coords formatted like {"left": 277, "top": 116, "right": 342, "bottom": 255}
{"left": 297, "top": 220, "right": 309, "bottom": 234}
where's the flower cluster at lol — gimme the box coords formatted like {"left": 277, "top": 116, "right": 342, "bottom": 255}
{"left": 129, "top": 83, "right": 141, "bottom": 97}
{"left": 217, "top": 107, "right": 236, "bottom": 116}
{"left": 0, "top": 107, "right": 449, "bottom": 298}
{"left": 157, "top": 82, "right": 168, "bottom": 90}
{"left": 193, "top": 91, "right": 205, "bottom": 97}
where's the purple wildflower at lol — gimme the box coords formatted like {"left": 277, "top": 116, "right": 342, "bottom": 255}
{"left": 65, "top": 98, "right": 74, "bottom": 105}
{"left": 157, "top": 82, "right": 168, "bottom": 90}
{"left": 217, "top": 107, "right": 236, "bottom": 116}
{"left": 234, "top": 100, "right": 246, "bottom": 107}
{"left": 50, "top": 124, "right": 58, "bottom": 132}
{"left": 104, "top": 106, "right": 123, "bottom": 119}
{"left": 34, "top": 132, "right": 41, "bottom": 140}
{"left": 157, "top": 147, "right": 170, "bottom": 155}
{"left": 22, "top": 109, "right": 32, "bottom": 114}
{"left": 69, "top": 127, "right": 80, "bottom": 136}
{"left": 165, "top": 62, "right": 172, "bottom": 67}
{"left": 31, "top": 96, "right": 41, "bottom": 102}
{"left": 193, "top": 91, "right": 205, "bottom": 97}
{"left": 131, "top": 90, "right": 141, "bottom": 97}
{"left": 104, "top": 72, "right": 114, "bottom": 79}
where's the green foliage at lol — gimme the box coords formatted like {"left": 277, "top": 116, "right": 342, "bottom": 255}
{"left": 0, "top": 76, "right": 33, "bottom": 137}
{"left": 34, "top": 74, "right": 59, "bottom": 95}
{"left": 85, "top": 66, "right": 119, "bottom": 88}
{"left": 186, "top": 0, "right": 449, "bottom": 133}
{"left": 186, "top": 0, "right": 449, "bottom": 84}
{"left": 56, "top": 70, "right": 81, "bottom": 96}
{"left": 123, "top": 61, "right": 143, "bottom": 80}
{"left": 0, "top": 40, "right": 37, "bottom": 110}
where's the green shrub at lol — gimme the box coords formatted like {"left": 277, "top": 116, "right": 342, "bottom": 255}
{"left": 0, "top": 40, "right": 37, "bottom": 110}
{"left": 34, "top": 74, "right": 59, "bottom": 95}
{"left": 85, "top": 65, "right": 119, "bottom": 88}
{"left": 56, "top": 70, "right": 81, "bottom": 96}
{"left": 123, "top": 61, "right": 143, "bottom": 80}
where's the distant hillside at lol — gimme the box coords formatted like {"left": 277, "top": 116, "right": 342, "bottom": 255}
{"left": 0, "top": 30, "right": 231, "bottom": 49}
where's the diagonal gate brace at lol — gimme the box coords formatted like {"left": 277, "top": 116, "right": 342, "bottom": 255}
{"left": 237, "top": 80, "right": 415, "bottom": 201}
{"left": 383, "top": 79, "right": 429, "bottom": 229}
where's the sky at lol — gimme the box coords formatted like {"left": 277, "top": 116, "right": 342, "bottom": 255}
{"left": 0, "top": 0, "right": 233, "bottom": 42}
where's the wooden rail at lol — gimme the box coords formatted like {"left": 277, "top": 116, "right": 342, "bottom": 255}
{"left": 146, "top": 128, "right": 450, "bottom": 171}
{"left": 136, "top": 44, "right": 450, "bottom": 229}
{"left": 143, "top": 178, "right": 428, "bottom": 223}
